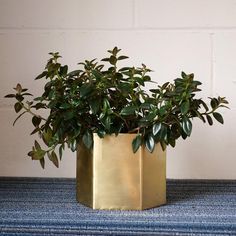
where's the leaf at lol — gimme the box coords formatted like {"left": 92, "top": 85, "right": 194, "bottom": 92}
{"left": 42, "top": 128, "right": 53, "bottom": 146}
{"left": 97, "top": 129, "right": 106, "bottom": 138}
{"left": 181, "top": 117, "right": 192, "bottom": 136}
{"left": 32, "top": 116, "right": 41, "bottom": 127}
{"left": 34, "top": 140, "right": 41, "bottom": 150}
{"left": 109, "top": 55, "right": 117, "bottom": 65}
{"left": 120, "top": 105, "right": 137, "bottom": 116}
{"left": 181, "top": 71, "right": 187, "bottom": 78}
{"left": 210, "top": 98, "right": 219, "bottom": 109}
{"left": 82, "top": 131, "right": 93, "bottom": 149}
{"left": 49, "top": 151, "right": 59, "bottom": 168}
{"left": 206, "top": 115, "right": 213, "bottom": 126}
{"left": 39, "top": 158, "right": 45, "bottom": 169}
{"left": 59, "top": 144, "right": 64, "bottom": 160}
{"left": 181, "top": 100, "right": 190, "bottom": 115}
{"left": 31, "top": 149, "right": 46, "bottom": 160}
{"left": 89, "top": 99, "right": 100, "bottom": 114}
{"left": 213, "top": 112, "right": 224, "bottom": 124}
{"left": 152, "top": 123, "right": 162, "bottom": 136}
{"left": 14, "top": 83, "right": 22, "bottom": 93}
{"left": 118, "top": 56, "right": 129, "bottom": 60}
{"left": 101, "top": 57, "right": 110, "bottom": 62}
{"left": 5, "top": 94, "right": 16, "bottom": 98}
{"left": 14, "top": 102, "right": 23, "bottom": 113}
{"left": 101, "top": 116, "right": 111, "bottom": 131}
{"left": 79, "top": 84, "right": 94, "bottom": 98}
{"left": 59, "top": 65, "right": 68, "bottom": 76}
{"left": 132, "top": 134, "right": 142, "bottom": 153}
{"left": 70, "top": 139, "right": 77, "bottom": 152}
{"left": 145, "top": 135, "right": 155, "bottom": 153}
{"left": 35, "top": 71, "right": 47, "bottom": 80}
{"left": 59, "top": 103, "right": 71, "bottom": 109}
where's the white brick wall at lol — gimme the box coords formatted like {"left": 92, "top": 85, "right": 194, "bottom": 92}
{"left": 0, "top": 0, "right": 235, "bottom": 179}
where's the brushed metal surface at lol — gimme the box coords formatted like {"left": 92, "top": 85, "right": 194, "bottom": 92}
{"left": 76, "top": 134, "right": 166, "bottom": 210}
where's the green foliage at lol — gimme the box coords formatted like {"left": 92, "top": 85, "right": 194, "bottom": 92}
{"left": 5, "top": 47, "right": 229, "bottom": 168}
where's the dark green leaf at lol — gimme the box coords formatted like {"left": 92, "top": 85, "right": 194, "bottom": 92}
{"left": 97, "top": 129, "right": 106, "bottom": 138}
{"left": 32, "top": 116, "right": 41, "bottom": 127}
{"left": 59, "top": 65, "right": 68, "bottom": 76}
{"left": 82, "top": 131, "right": 93, "bottom": 149}
{"left": 152, "top": 123, "right": 162, "bottom": 136}
{"left": 120, "top": 105, "right": 137, "bottom": 116}
{"left": 31, "top": 149, "right": 46, "bottom": 160}
{"left": 118, "top": 56, "right": 129, "bottom": 60}
{"left": 211, "top": 98, "right": 219, "bottom": 109}
{"left": 35, "top": 71, "right": 47, "bottom": 80}
{"left": 34, "top": 140, "right": 41, "bottom": 150}
{"left": 14, "top": 102, "right": 22, "bottom": 113}
{"left": 79, "top": 84, "right": 94, "bottom": 98}
{"left": 39, "top": 158, "right": 45, "bottom": 169}
{"left": 42, "top": 128, "right": 53, "bottom": 146}
{"left": 181, "top": 117, "right": 192, "bottom": 136}
{"left": 5, "top": 94, "right": 16, "bottom": 98}
{"left": 145, "top": 135, "right": 155, "bottom": 153}
{"left": 206, "top": 115, "right": 213, "bottom": 125}
{"left": 181, "top": 71, "right": 187, "bottom": 78}
{"left": 181, "top": 100, "right": 190, "bottom": 115}
{"left": 109, "top": 56, "right": 117, "bottom": 65}
{"left": 59, "top": 144, "right": 64, "bottom": 160}
{"left": 70, "top": 139, "right": 77, "bottom": 152}
{"left": 213, "top": 112, "right": 224, "bottom": 124}
{"left": 49, "top": 151, "right": 59, "bottom": 168}
{"left": 132, "top": 134, "right": 142, "bottom": 153}
{"left": 101, "top": 57, "right": 110, "bottom": 62}
{"left": 15, "top": 94, "right": 24, "bottom": 102}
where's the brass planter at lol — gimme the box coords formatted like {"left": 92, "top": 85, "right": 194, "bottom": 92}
{"left": 76, "top": 134, "right": 166, "bottom": 210}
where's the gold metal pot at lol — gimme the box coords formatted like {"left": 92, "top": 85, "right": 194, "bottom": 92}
{"left": 76, "top": 134, "right": 166, "bottom": 210}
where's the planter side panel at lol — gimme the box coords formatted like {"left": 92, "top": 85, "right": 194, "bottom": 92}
{"left": 93, "top": 134, "right": 141, "bottom": 210}
{"left": 76, "top": 143, "right": 93, "bottom": 208}
{"left": 142, "top": 144, "right": 166, "bottom": 209}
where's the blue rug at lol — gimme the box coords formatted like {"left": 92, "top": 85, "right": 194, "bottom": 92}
{"left": 0, "top": 178, "right": 235, "bottom": 235}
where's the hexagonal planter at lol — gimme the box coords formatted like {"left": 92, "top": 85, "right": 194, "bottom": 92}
{"left": 76, "top": 134, "right": 166, "bottom": 210}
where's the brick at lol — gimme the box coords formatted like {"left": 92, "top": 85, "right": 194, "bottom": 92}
{"left": 135, "top": 0, "right": 236, "bottom": 29}
{"left": 0, "top": 0, "right": 133, "bottom": 29}
{"left": 213, "top": 32, "right": 236, "bottom": 108}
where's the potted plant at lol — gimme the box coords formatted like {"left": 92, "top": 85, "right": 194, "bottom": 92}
{"left": 5, "top": 47, "right": 228, "bottom": 210}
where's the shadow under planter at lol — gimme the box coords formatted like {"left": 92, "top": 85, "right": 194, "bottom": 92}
{"left": 76, "top": 134, "right": 166, "bottom": 210}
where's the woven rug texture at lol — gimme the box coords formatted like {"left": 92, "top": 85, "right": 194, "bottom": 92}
{"left": 0, "top": 177, "right": 235, "bottom": 235}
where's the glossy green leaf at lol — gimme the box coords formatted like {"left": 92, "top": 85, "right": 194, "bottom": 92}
{"left": 132, "top": 134, "right": 142, "bottom": 153}
{"left": 39, "top": 158, "right": 45, "bottom": 169}
{"left": 211, "top": 98, "right": 219, "bottom": 109}
{"left": 181, "top": 117, "right": 192, "bottom": 136}
{"left": 5, "top": 94, "right": 16, "bottom": 98}
{"left": 152, "top": 123, "right": 162, "bottom": 136}
{"left": 32, "top": 116, "right": 41, "bottom": 127}
{"left": 120, "top": 105, "right": 137, "bottom": 116}
{"left": 109, "top": 56, "right": 117, "bottom": 65}
{"left": 118, "top": 55, "right": 129, "bottom": 60}
{"left": 49, "top": 151, "right": 59, "bottom": 168}
{"left": 145, "top": 135, "right": 155, "bottom": 153}
{"left": 14, "top": 102, "right": 22, "bottom": 113}
{"left": 213, "top": 112, "right": 224, "bottom": 124}
{"left": 181, "top": 100, "right": 190, "bottom": 115}
{"left": 206, "top": 115, "right": 213, "bottom": 126}
{"left": 82, "top": 131, "right": 93, "bottom": 149}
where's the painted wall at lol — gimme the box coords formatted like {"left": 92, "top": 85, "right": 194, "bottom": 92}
{"left": 0, "top": 0, "right": 235, "bottom": 179}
